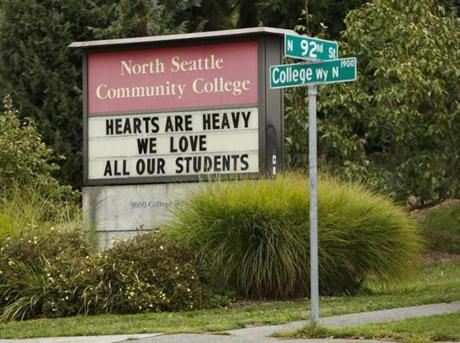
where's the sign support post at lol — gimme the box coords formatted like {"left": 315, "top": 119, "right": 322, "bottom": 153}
{"left": 308, "top": 84, "right": 319, "bottom": 325}
{"left": 270, "top": 31, "right": 357, "bottom": 327}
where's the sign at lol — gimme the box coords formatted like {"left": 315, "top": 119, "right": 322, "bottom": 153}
{"left": 72, "top": 28, "right": 288, "bottom": 185}
{"left": 88, "top": 42, "right": 258, "bottom": 114}
{"left": 88, "top": 108, "right": 259, "bottom": 179}
{"left": 270, "top": 57, "right": 357, "bottom": 89}
{"left": 275, "top": 36, "right": 357, "bottom": 325}
{"left": 86, "top": 41, "right": 261, "bottom": 182}
{"left": 284, "top": 33, "right": 338, "bottom": 61}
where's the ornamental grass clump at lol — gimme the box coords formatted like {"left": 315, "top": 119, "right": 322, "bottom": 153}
{"left": 168, "top": 173, "right": 423, "bottom": 298}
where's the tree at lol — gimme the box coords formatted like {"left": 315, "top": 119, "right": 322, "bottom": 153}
{"left": 187, "top": 0, "right": 235, "bottom": 31}
{"left": 286, "top": 0, "right": 460, "bottom": 205}
{"left": 238, "top": 0, "right": 259, "bottom": 28}
{"left": 0, "top": 0, "right": 111, "bottom": 187}
{"left": 0, "top": 0, "right": 200, "bottom": 188}
{"left": 254, "top": 0, "right": 368, "bottom": 38}
{"left": 92, "top": 0, "right": 200, "bottom": 39}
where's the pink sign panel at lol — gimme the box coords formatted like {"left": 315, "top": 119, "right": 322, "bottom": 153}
{"left": 87, "top": 41, "right": 258, "bottom": 115}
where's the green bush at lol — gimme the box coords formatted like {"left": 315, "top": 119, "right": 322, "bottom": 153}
{"left": 422, "top": 203, "right": 460, "bottom": 254}
{"left": 87, "top": 230, "right": 204, "bottom": 314}
{"left": 0, "top": 97, "right": 79, "bottom": 243}
{"left": 0, "top": 98, "right": 79, "bottom": 235}
{"left": 0, "top": 227, "right": 89, "bottom": 320}
{"left": 168, "top": 173, "right": 423, "bottom": 298}
{"left": 0, "top": 229, "right": 205, "bottom": 321}
{"left": 0, "top": 97, "right": 72, "bottom": 197}
{"left": 0, "top": 97, "right": 54, "bottom": 191}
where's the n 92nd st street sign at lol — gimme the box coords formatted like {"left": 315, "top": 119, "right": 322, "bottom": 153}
{"left": 284, "top": 33, "right": 338, "bottom": 61}
{"left": 270, "top": 57, "right": 357, "bottom": 89}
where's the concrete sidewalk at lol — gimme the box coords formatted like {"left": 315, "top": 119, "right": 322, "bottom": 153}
{"left": 0, "top": 335, "right": 161, "bottom": 343}
{"left": 1, "top": 301, "right": 459, "bottom": 343}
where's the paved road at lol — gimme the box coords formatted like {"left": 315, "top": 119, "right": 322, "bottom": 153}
{"left": 1, "top": 301, "right": 459, "bottom": 343}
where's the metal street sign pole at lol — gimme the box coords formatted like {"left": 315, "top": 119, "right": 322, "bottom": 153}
{"left": 308, "top": 84, "right": 320, "bottom": 325}
{"left": 271, "top": 33, "right": 357, "bottom": 326}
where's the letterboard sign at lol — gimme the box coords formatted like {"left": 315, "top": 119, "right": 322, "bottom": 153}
{"left": 72, "top": 27, "right": 288, "bottom": 185}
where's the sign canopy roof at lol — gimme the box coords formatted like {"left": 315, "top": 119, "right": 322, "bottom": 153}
{"left": 69, "top": 27, "right": 295, "bottom": 49}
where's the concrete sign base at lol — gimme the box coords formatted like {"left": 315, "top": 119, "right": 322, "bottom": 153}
{"left": 82, "top": 182, "right": 200, "bottom": 248}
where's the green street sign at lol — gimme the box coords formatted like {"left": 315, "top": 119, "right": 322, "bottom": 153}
{"left": 270, "top": 57, "right": 357, "bottom": 89}
{"left": 284, "top": 34, "right": 338, "bottom": 61}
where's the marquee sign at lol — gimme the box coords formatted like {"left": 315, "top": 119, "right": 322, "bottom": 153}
{"left": 72, "top": 28, "right": 288, "bottom": 185}
{"left": 88, "top": 107, "right": 259, "bottom": 179}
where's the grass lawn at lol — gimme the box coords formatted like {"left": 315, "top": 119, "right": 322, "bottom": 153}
{"left": 278, "top": 312, "right": 460, "bottom": 342}
{"left": 0, "top": 259, "right": 459, "bottom": 338}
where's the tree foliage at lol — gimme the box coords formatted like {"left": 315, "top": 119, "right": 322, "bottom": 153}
{"left": 248, "top": 0, "right": 368, "bottom": 38}
{"left": 0, "top": 0, "right": 200, "bottom": 188}
{"left": 91, "top": 0, "right": 200, "bottom": 39}
{"left": 187, "top": 0, "right": 235, "bottom": 31}
{"left": 0, "top": 0, "right": 110, "bottom": 187}
{"left": 286, "top": 0, "right": 460, "bottom": 204}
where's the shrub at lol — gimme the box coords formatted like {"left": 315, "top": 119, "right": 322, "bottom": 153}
{"left": 421, "top": 203, "right": 460, "bottom": 254}
{"left": 83, "top": 230, "right": 204, "bottom": 314}
{"left": 0, "top": 97, "right": 74, "bottom": 198}
{"left": 0, "top": 97, "right": 79, "bottom": 243}
{"left": 168, "top": 173, "right": 423, "bottom": 298}
{"left": 0, "top": 227, "right": 89, "bottom": 320}
{"left": 0, "top": 97, "right": 79, "bottom": 240}
{"left": 0, "top": 229, "right": 205, "bottom": 320}
{"left": 0, "top": 97, "right": 54, "bottom": 192}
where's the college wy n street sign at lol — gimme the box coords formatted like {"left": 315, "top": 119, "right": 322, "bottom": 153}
{"left": 270, "top": 57, "right": 357, "bottom": 89}
{"left": 284, "top": 33, "right": 338, "bottom": 61}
